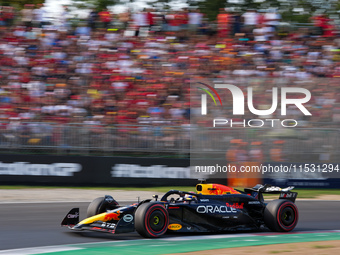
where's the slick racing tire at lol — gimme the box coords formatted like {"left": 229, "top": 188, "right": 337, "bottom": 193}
{"left": 135, "top": 202, "right": 169, "bottom": 238}
{"left": 87, "top": 196, "right": 119, "bottom": 217}
{"left": 264, "top": 199, "right": 299, "bottom": 232}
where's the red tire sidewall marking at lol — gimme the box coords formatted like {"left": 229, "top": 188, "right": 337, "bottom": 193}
{"left": 144, "top": 204, "right": 168, "bottom": 237}
{"left": 276, "top": 202, "right": 298, "bottom": 231}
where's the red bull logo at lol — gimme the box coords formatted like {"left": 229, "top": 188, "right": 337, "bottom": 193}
{"left": 208, "top": 184, "right": 241, "bottom": 195}
{"left": 226, "top": 202, "right": 244, "bottom": 209}
{"left": 104, "top": 211, "right": 121, "bottom": 221}
{"left": 196, "top": 183, "right": 241, "bottom": 195}
{"left": 208, "top": 184, "right": 224, "bottom": 195}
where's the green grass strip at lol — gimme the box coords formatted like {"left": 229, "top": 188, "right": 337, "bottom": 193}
{"left": 41, "top": 232, "right": 340, "bottom": 255}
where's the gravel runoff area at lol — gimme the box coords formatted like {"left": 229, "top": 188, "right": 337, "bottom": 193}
{"left": 1, "top": 189, "right": 340, "bottom": 202}
{"left": 167, "top": 240, "right": 340, "bottom": 255}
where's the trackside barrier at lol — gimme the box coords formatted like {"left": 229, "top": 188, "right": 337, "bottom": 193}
{"left": 0, "top": 154, "right": 339, "bottom": 188}
{"left": 0, "top": 122, "right": 339, "bottom": 163}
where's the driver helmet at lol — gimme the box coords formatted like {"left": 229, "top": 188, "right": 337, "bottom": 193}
{"left": 184, "top": 194, "right": 194, "bottom": 200}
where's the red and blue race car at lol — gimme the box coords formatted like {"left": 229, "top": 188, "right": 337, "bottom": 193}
{"left": 61, "top": 182, "right": 298, "bottom": 237}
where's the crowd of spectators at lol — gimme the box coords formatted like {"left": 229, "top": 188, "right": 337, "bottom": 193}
{"left": 0, "top": 4, "right": 339, "bottom": 152}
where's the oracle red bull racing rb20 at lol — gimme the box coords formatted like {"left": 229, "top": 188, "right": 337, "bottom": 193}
{"left": 61, "top": 183, "right": 299, "bottom": 238}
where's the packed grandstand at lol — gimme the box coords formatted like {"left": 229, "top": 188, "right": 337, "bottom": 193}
{"left": 0, "top": 4, "right": 338, "bottom": 161}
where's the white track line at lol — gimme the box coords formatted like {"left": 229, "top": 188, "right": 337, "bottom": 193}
{"left": 0, "top": 246, "right": 82, "bottom": 255}
{"left": 1, "top": 230, "right": 340, "bottom": 254}
{"left": 0, "top": 234, "right": 257, "bottom": 254}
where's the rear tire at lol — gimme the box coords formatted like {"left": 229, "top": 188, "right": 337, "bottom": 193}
{"left": 87, "top": 196, "right": 119, "bottom": 217}
{"left": 135, "top": 203, "right": 169, "bottom": 238}
{"left": 264, "top": 199, "right": 298, "bottom": 232}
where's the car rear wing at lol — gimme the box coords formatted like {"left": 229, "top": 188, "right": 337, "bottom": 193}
{"left": 244, "top": 184, "right": 298, "bottom": 203}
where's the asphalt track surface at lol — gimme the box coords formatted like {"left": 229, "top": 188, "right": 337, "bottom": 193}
{"left": 0, "top": 201, "right": 339, "bottom": 251}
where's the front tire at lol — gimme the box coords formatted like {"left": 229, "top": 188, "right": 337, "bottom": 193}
{"left": 87, "top": 196, "right": 119, "bottom": 217}
{"left": 135, "top": 203, "right": 169, "bottom": 238}
{"left": 264, "top": 199, "right": 299, "bottom": 232}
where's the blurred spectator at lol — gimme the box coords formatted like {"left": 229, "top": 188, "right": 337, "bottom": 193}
{"left": 217, "top": 8, "right": 230, "bottom": 37}
{"left": 166, "top": 11, "right": 180, "bottom": 32}
{"left": 226, "top": 139, "right": 241, "bottom": 163}
{"left": 21, "top": 4, "right": 34, "bottom": 27}
{"left": 242, "top": 9, "right": 258, "bottom": 34}
{"left": 33, "top": 3, "right": 46, "bottom": 28}
{"left": 264, "top": 9, "right": 281, "bottom": 30}
{"left": 99, "top": 8, "right": 112, "bottom": 29}
{"left": 133, "top": 10, "right": 147, "bottom": 29}
{"left": 88, "top": 8, "right": 98, "bottom": 30}
{"left": 2, "top": 6, "right": 15, "bottom": 27}
{"left": 270, "top": 140, "right": 286, "bottom": 162}
{"left": 75, "top": 22, "right": 91, "bottom": 36}
{"left": 146, "top": 8, "right": 155, "bottom": 28}
{"left": 231, "top": 11, "right": 242, "bottom": 35}
{"left": 249, "top": 142, "right": 264, "bottom": 162}
{"left": 119, "top": 10, "right": 130, "bottom": 30}
{"left": 311, "top": 14, "right": 328, "bottom": 36}
{"left": 188, "top": 9, "right": 202, "bottom": 34}
{"left": 178, "top": 9, "right": 188, "bottom": 31}
{"left": 60, "top": 5, "right": 70, "bottom": 30}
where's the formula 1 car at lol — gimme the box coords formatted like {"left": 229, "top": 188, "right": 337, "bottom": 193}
{"left": 61, "top": 183, "right": 299, "bottom": 238}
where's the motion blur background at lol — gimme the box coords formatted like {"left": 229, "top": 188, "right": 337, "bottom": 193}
{"left": 0, "top": 0, "right": 339, "bottom": 187}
